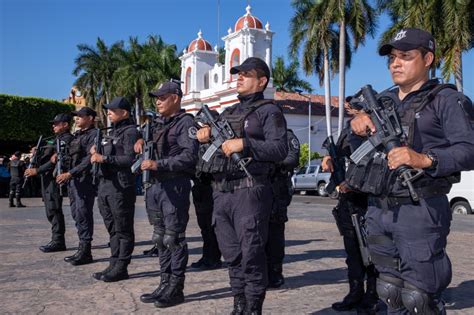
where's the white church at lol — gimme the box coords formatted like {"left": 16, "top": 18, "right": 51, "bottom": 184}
{"left": 179, "top": 5, "right": 343, "bottom": 156}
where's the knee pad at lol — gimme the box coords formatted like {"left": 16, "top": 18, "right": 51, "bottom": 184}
{"left": 401, "top": 283, "right": 445, "bottom": 315}
{"left": 151, "top": 229, "right": 165, "bottom": 250}
{"left": 376, "top": 274, "right": 404, "bottom": 310}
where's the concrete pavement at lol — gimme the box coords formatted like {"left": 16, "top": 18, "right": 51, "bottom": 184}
{"left": 0, "top": 196, "right": 473, "bottom": 314}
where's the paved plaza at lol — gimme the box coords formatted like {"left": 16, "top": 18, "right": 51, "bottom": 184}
{"left": 1, "top": 195, "right": 473, "bottom": 314}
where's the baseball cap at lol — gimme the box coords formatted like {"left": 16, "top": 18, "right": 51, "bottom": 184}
{"left": 379, "top": 28, "right": 435, "bottom": 56}
{"left": 230, "top": 57, "right": 270, "bottom": 80}
{"left": 72, "top": 107, "right": 97, "bottom": 117}
{"left": 50, "top": 113, "right": 72, "bottom": 124}
{"left": 103, "top": 97, "right": 132, "bottom": 111}
{"left": 149, "top": 81, "right": 183, "bottom": 98}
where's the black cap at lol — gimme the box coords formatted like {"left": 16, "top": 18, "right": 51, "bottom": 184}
{"left": 14, "top": 151, "right": 21, "bottom": 158}
{"left": 149, "top": 81, "right": 183, "bottom": 98}
{"left": 379, "top": 28, "right": 435, "bottom": 56}
{"left": 103, "top": 97, "right": 132, "bottom": 111}
{"left": 230, "top": 57, "right": 270, "bottom": 80}
{"left": 72, "top": 107, "right": 97, "bottom": 117}
{"left": 50, "top": 113, "right": 72, "bottom": 124}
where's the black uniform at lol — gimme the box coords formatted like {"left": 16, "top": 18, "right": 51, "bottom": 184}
{"left": 190, "top": 144, "right": 222, "bottom": 269}
{"left": 95, "top": 118, "right": 138, "bottom": 281}
{"left": 329, "top": 127, "right": 378, "bottom": 313}
{"left": 209, "top": 92, "right": 288, "bottom": 312}
{"left": 64, "top": 127, "right": 97, "bottom": 265}
{"left": 7, "top": 158, "right": 26, "bottom": 207}
{"left": 349, "top": 80, "right": 474, "bottom": 314}
{"left": 140, "top": 109, "right": 198, "bottom": 308}
{"left": 265, "top": 129, "right": 300, "bottom": 288}
{"left": 37, "top": 132, "right": 73, "bottom": 251}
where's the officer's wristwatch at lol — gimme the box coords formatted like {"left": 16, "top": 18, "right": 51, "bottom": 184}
{"left": 425, "top": 151, "right": 438, "bottom": 170}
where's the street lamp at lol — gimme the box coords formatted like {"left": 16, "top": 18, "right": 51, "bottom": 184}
{"left": 295, "top": 89, "right": 311, "bottom": 167}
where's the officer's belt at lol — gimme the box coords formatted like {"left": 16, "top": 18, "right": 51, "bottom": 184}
{"left": 152, "top": 172, "right": 190, "bottom": 183}
{"left": 368, "top": 186, "right": 450, "bottom": 209}
{"left": 211, "top": 175, "right": 270, "bottom": 192}
{"left": 367, "top": 234, "right": 401, "bottom": 271}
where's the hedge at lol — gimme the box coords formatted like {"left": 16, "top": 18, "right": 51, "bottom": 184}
{"left": 0, "top": 94, "right": 75, "bottom": 143}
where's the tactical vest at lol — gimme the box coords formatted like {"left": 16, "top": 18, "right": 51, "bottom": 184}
{"left": 152, "top": 112, "right": 194, "bottom": 160}
{"left": 207, "top": 99, "right": 275, "bottom": 175}
{"left": 9, "top": 160, "right": 24, "bottom": 178}
{"left": 100, "top": 122, "right": 136, "bottom": 184}
{"left": 68, "top": 128, "right": 93, "bottom": 170}
{"left": 347, "top": 83, "right": 465, "bottom": 197}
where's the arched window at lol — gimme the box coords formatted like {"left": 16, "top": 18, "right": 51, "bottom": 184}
{"left": 204, "top": 73, "right": 209, "bottom": 89}
{"left": 185, "top": 67, "right": 192, "bottom": 94}
{"left": 230, "top": 49, "right": 240, "bottom": 80}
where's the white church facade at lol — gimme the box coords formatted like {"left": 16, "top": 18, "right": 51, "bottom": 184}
{"left": 179, "top": 5, "right": 342, "bottom": 157}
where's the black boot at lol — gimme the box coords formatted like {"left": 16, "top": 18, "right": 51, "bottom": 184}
{"left": 332, "top": 279, "right": 364, "bottom": 311}
{"left": 140, "top": 273, "right": 171, "bottom": 303}
{"left": 64, "top": 242, "right": 82, "bottom": 262}
{"left": 70, "top": 242, "right": 93, "bottom": 266}
{"left": 15, "top": 195, "right": 25, "bottom": 207}
{"left": 230, "top": 293, "right": 246, "bottom": 315}
{"left": 143, "top": 244, "right": 159, "bottom": 257}
{"left": 92, "top": 258, "right": 117, "bottom": 280}
{"left": 243, "top": 294, "right": 265, "bottom": 315}
{"left": 9, "top": 193, "right": 15, "bottom": 207}
{"left": 268, "top": 264, "right": 285, "bottom": 289}
{"left": 154, "top": 275, "right": 185, "bottom": 308}
{"left": 39, "top": 241, "right": 67, "bottom": 253}
{"left": 357, "top": 277, "right": 379, "bottom": 315}
{"left": 101, "top": 260, "right": 129, "bottom": 282}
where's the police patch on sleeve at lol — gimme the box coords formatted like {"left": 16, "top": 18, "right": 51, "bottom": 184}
{"left": 291, "top": 138, "right": 300, "bottom": 150}
{"left": 188, "top": 126, "right": 198, "bottom": 139}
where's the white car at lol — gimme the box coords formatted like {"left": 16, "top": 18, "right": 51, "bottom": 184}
{"left": 447, "top": 170, "right": 474, "bottom": 215}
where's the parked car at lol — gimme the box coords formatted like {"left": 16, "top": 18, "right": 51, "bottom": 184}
{"left": 447, "top": 170, "right": 474, "bottom": 215}
{"left": 292, "top": 164, "right": 331, "bottom": 196}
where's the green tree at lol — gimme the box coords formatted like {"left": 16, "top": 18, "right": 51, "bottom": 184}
{"left": 290, "top": 0, "right": 340, "bottom": 139}
{"left": 272, "top": 56, "right": 313, "bottom": 93}
{"left": 299, "top": 143, "right": 322, "bottom": 168}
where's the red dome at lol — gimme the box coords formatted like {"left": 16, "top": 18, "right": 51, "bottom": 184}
{"left": 234, "top": 5, "right": 263, "bottom": 32}
{"left": 188, "top": 31, "right": 212, "bottom": 52}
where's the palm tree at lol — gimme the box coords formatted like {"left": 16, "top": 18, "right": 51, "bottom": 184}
{"left": 290, "top": 0, "right": 340, "bottom": 138}
{"left": 73, "top": 38, "right": 123, "bottom": 125}
{"left": 334, "top": 0, "right": 377, "bottom": 136}
{"left": 272, "top": 56, "right": 313, "bottom": 93}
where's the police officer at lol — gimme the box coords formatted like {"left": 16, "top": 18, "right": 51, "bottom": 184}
{"left": 350, "top": 28, "right": 474, "bottom": 314}
{"left": 322, "top": 124, "right": 378, "bottom": 314}
{"left": 90, "top": 97, "right": 139, "bottom": 282}
{"left": 190, "top": 110, "right": 222, "bottom": 271}
{"left": 196, "top": 57, "right": 288, "bottom": 314}
{"left": 7, "top": 151, "right": 26, "bottom": 207}
{"left": 25, "top": 113, "right": 74, "bottom": 252}
{"left": 56, "top": 107, "right": 97, "bottom": 266}
{"left": 138, "top": 81, "right": 198, "bottom": 308}
{"left": 265, "top": 129, "right": 299, "bottom": 289}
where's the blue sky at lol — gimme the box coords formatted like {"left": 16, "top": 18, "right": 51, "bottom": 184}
{"left": 1, "top": 0, "right": 473, "bottom": 101}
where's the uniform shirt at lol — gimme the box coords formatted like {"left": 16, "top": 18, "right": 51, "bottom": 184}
{"left": 151, "top": 110, "right": 198, "bottom": 174}
{"left": 68, "top": 127, "right": 95, "bottom": 178}
{"left": 390, "top": 79, "right": 474, "bottom": 177}
{"left": 102, "top": 119, "right": 138, "bottom": 169}
{"left": 38, "top": 132, "right": 74, "bottom": 176}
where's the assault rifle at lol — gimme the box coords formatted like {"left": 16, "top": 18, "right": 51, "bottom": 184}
{"left": 131, "top": 111, "right": 156, "bottom": 191}
{"left": 322, "top": 136, "right": 346, "bottom": 194}
{"left": 22, "top": 135, "right": 44, "bottom": 188}
{"left": 196, "top": 105, "right": 253, "bottom": 179}
{"left": 348, "top": 85, "right": 424, "bottom": 201}
{"left": 92, "top": 128, "right": 103, "bottom": 185}
{"left": 54, "top": 138, "right": 65, "bottom": 195}
{"left": 351, "top": 213, "right": 372, "bottom": 267}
